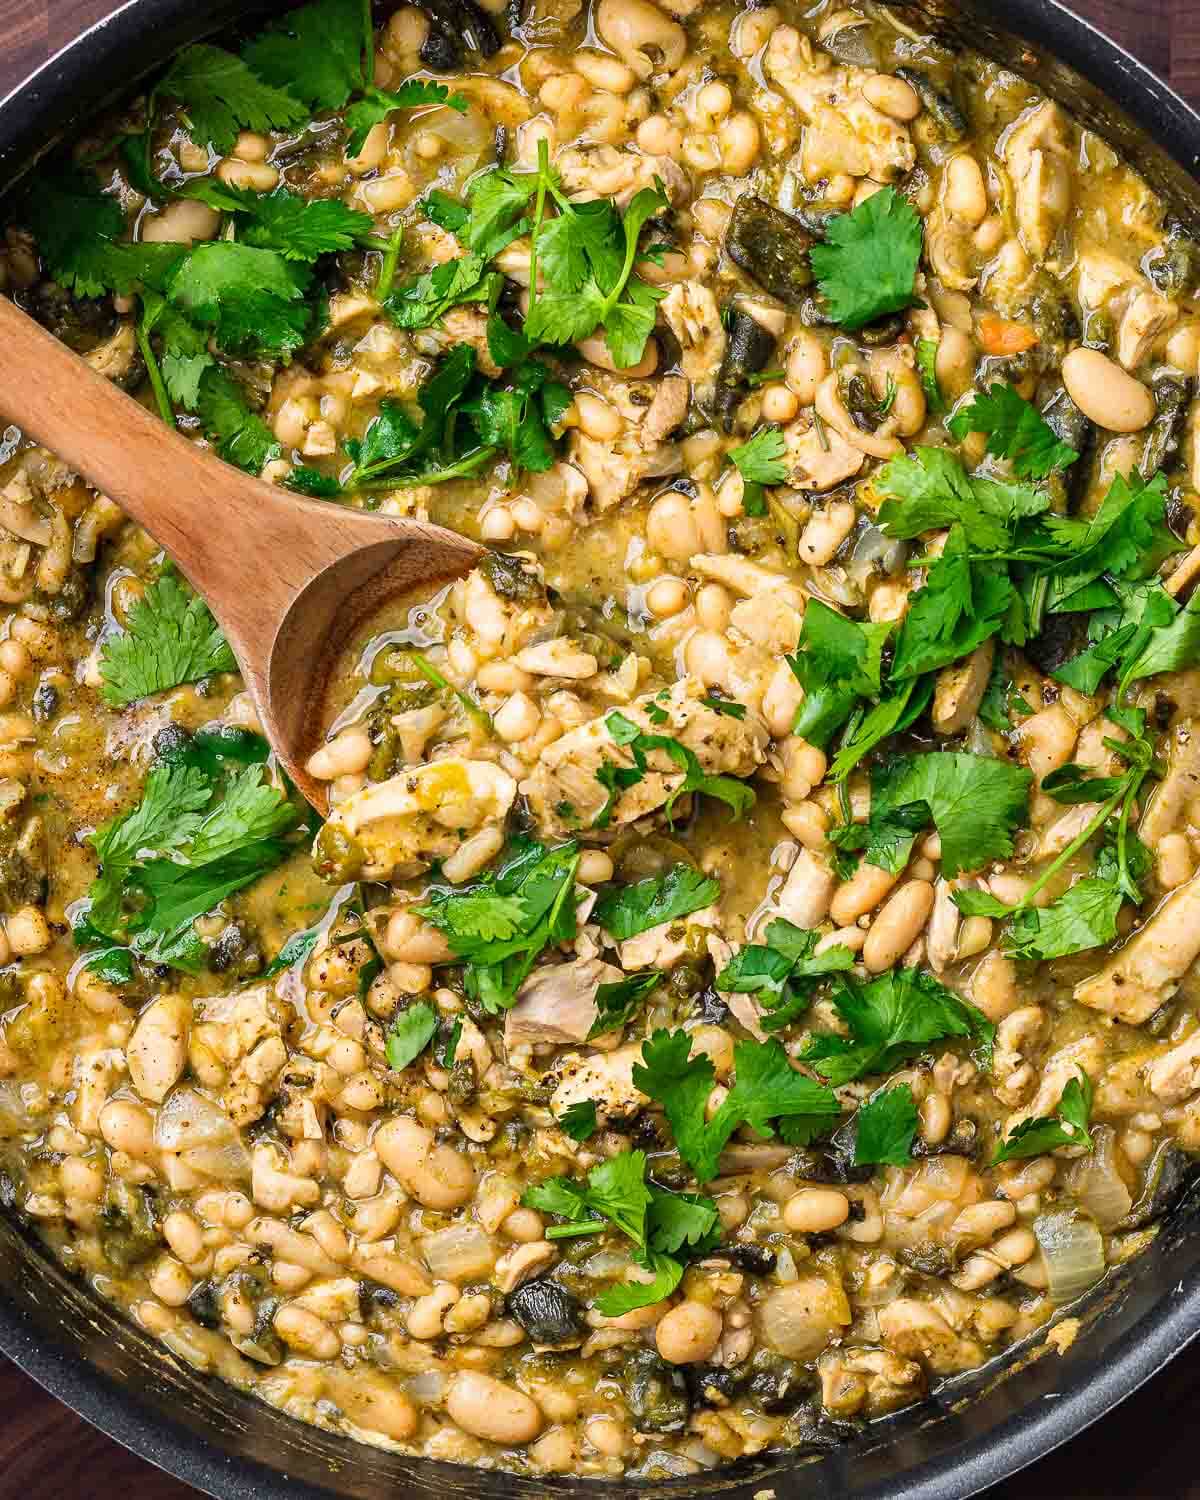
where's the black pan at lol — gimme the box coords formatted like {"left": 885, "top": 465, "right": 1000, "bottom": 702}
{"left": 2, "top": 2, "right": 1200, "bottom": 1495}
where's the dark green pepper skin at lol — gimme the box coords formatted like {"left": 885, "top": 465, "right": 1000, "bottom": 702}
{"left": 725, "top": 196, "right": 814, "bottom": 307}
{"left": 895, "top": 67, "right": 968, "bottom": 141}
{"left": 1143, "top": 375, "right": 1193, "bottom": 477}
{"left": 714, "top": 306, "right": 777, "bottom": 431}
{"left": 621, "top": 1348, "right": 692, "bottom": 1433}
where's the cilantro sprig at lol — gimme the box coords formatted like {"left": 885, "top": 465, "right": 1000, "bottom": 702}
{"left": 99, "top": 571, "right": 235, "bottom": 706}
{"left": 413, "top": 837, "right": 581, "bottom": 1011}
{"left": 786, "top": 602, "right": 892, "bottom": 749}
{"left": 991, "top": 1072, "right": 1094, "bottom": 1164}
{"left": 522, "top": 1149, "right": 720, "bottom": 1315}
{"left": 729, "top": 427, "right": 787, "bottom": 486}
{"left": 384, "top": 1000, "right": 439, "bottom": 1071}
{"left": 79, "top": 740, "right": 301, "bottom": 973}
{"left": 803, "top": 968, "right": 994, "bottom": 1086}
{"left": 809, "top": 187, "right": 923, "bottom": 331}
{"left": 392, "top": 142, "right": 667, "bottom": 369}
{"left": 595, "top": 710, "right": 756, "bottom": 830}
{"left": 838, "top": 752, "right": 1032, "bottom": 879}
{"left": 715, "top": 919, "right": 855, "bottom": 1032}
{"left": 956, "top": 707, "right": 1158, "bottom": 958}
{"left": 159, "top": 0, "right": 468, "bottom": 159}
{"left": 633, "top": 1030, "right": 840, "bottom": 1183}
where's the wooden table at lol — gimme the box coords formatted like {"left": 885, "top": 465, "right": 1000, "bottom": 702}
{"left": 0, "top": 0, "right": 1198, "bottom": 1494}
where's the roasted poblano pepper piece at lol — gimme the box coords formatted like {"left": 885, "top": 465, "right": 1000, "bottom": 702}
{"left": 725, "top": 196, "right": 814, "bottom": 306}
{"left": 714, "top": 305, "right": 777, "bottom": 431}
{"left": 896, "top": 66, "right": 968, "bottom": 141}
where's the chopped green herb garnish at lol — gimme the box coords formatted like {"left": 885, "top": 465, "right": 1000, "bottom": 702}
{"left": 633, "top": 1030, "right": 840, "bottom": 1183}
{"left": 853, "top": 1083, "right": 918, "bottom": 1166}
{"left": 991, "top": 1072, "right": 1093, "bottom": 1164}
{"left": 99, "top": 571, "right": 235, "bottom": 706}
{"left": 809, "top": 187, "right": 923, "bottom": 330}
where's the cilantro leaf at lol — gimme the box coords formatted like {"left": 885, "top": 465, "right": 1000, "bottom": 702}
{"left": 465, "top": 359, "right": 570, "bottom": 475}
{"left": 827, "top": 675, "right": 933, "bottom": 783}
{"left": 830, "top": 794, "right": 930, "bottom": 877}
{"left": 876, "top": 447, "right": 1049, "bottom": 553}
{"left": 167, "top": 242, "right": 312, "bottom": 357}
{"left": 1121, "top": 586, "right": 1200, "bottom": 686}
{"left": 184, "top": 763, "right": 299, "bottom": 862}
{"left": 646, "top": 1191, "right": 720, "bottom": 1256}
{"left": 991, "top": 1073, "right": 1093, "bottom": 1164}
{"left": 809, "top": 187, "right": 923, "bottom": 330}
{"left": 594, "top": 1255, "right": 684, "bottom": 1316}
{"left": 344, "top": 80, "right": 468, "bottom": 159}
{"left": 948, "top": 382, "right": 1079, "bottom": 478}
{"left": 82, "top": 757, "right": 299, "bottom": 972}
{"left": 194, "top": 368, "right": 281, "bottom": 472}
{"left": 557, "top": 1100, "right": 598, "bottom": 1141}
{"left": 156, "top": 43, "right": 305, "bottom": 154}
{"left": 634, "top": 1030, "right": 839, "bottom": 1183}
{"left": 88, "top": 762, "right": 211, "bottom": 934}
{"left": 99, "top": 572, "right": 235, "bottom": 706}
{"left": 589, "top": 971, "right": 662, "bottom": 1039}
{"left": 716, "top": 919, "right": 855, "bottom": 1032}
{"left": 261, "top": 927, "right": 321, "bottom": 977}
{"left": 890, "top": 528, "right": 1015, "bottom": 681}
{"left": 1043, "top": 470, "right": 1173, "bottom": 610}
{"left": 525, "top": 1149, "right": 652, "bottom": 1243}
{"left": 1004, "top": 877, "right": 1123, "bottom": 961}
{"left": 868, "top": 751, "right": 1032, "bottom": 877}
{"left": 141, "top": 295, "right": 215, "bottom": 411}
{"left": 788, "top": 601, "right": 892, "bottom": 748}
{"left": 184, "top": 182, "right": 377, "bottom": 261}
{"left": 701, "top": 695, "right": 746, "bottom": 720}
{"left": 414, "top": 837, "right": 581, "bottom": 1011}
{"left": 383, "top": 250, "right": 498, "bottom": 331}
{"left": 241, "top": 0, "right": 366, "bottom": 112}
{"left": 385, "top": 1000, "right": 438, "bottom": 1071}
{"left": 593, "top": 864, "right": 719, "bottom": 942}
{"left": 804, "top": 968, "right": 994, "bottom": 1085}
{"left": 853, "top": 1084, "right": 918, "bottom": 1166}
{"left": 16, "top": 166, "right": 185, "bottom": 298}
{"left": 596, "top": 713, "right": 756, "bottom": 830}
{"left": 728, "top": 427, "right": 787, "bottom": 486}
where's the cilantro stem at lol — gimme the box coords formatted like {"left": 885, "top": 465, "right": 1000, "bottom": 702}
{"left": 362, "top": 0, "right": 375, "bottom": 86}
{"left": 354, "top": 445, "right": 497, "bottom": 490}
{"left": 545, "top": 1220, "right": 606, "bottom": 1240}
{"left": 375, "top": 225, "right": 403, "bottom": 301}
{"left": 135, "top": 310, "right": 176, "bottom": 430}
{"left": 982, "top": 773, "right": 1144, "bottom": 924}
{"left": 409, "top": 650, "right": 493, "bottom": 734}
{"left": 527, "top": 138, "right": 553, "bottom": 317}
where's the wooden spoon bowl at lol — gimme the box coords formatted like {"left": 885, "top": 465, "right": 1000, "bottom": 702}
{"left": 0, "top": 296, "right": 484, "bottom": 810}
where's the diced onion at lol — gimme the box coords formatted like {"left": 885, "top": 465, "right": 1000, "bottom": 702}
{"left": 153, "top": 1086, "right": 237, "bottom": 1150}
{"left": 1034, "top": 1209, "right": 1106, "bottom": 1303}
{"left": 422, "top": 1224, "right": 497, "bottom": 1281}
{"left": 181, "top": 1141, "right": 250, "bottom": 1180}
{"left": 1069, "top": 1127, "right": 1133, "bottom": 1230}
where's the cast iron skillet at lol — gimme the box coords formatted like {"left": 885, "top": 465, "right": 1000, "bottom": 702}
{"left": 2, "top": 1, "right": 1200, "bottom": 1495}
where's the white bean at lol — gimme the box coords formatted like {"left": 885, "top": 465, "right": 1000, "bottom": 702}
{"left": 447, "top": 1372, "right": 543, "bottom": 1445}
{"left": 1062, "top": 348, "right": 1156, "bottom": 432}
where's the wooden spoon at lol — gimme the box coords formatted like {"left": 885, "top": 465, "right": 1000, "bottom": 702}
{"left": 0, "top": 296, "right": 484, "bottom": 811}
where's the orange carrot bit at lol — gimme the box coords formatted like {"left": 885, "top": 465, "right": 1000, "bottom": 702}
{"left": 979, "top": 314, "right": 1039, "bottom": 356}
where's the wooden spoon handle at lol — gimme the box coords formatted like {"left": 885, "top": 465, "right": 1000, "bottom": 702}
{"left": 0, "top": 296, "right": 263, "bottom": 542}
{"left": 0, "top": 296, "right": 477, "bottom": 608}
